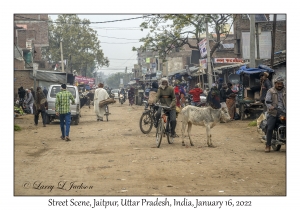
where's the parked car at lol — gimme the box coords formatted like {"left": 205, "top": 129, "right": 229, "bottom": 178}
{"left": 111, "top": 89, "right": 120, "bottom": 99}
{"left": 45, "top": 84, "right": 81, "bottom": 125}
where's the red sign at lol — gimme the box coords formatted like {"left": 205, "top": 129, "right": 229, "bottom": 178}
{"left": 214, "top": 58, "right": 244, "bottom": 63}
{"left": 75, "top": 76, "right": 95, "bottom": 87}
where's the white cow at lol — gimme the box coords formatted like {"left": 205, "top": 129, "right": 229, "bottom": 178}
{"left": 181, "top": 105, "right": 231, "bottom": 147}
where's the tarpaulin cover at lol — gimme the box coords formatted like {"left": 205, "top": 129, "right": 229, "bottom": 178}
{"left": 236, "top": 64, "right": 274, "bottom": 75}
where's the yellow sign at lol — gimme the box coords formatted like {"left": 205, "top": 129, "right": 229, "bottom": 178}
{"left": 146, "top": 58, "right": 151, "bottom": 63}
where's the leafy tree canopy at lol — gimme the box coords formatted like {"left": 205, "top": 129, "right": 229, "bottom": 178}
{"left": 134, "top": 14, "right": 233, "bottom": 60}
{"left": 43, "top": 15, "right": 109, "bottom": 76}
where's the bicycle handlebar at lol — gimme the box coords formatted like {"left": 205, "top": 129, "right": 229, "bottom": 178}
{"left": 156, "top": 104, "right": 171, "bottom": 110}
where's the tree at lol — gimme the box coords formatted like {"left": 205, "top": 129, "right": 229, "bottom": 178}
{"left": 43, "top": 15, "right": 109, "bottom": 76}
{"left": 134, "top": 14, "right": 233, "bottom": 60}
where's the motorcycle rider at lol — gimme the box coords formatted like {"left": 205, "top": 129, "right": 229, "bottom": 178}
{"left": 119, "top": 88, "right": 126, "bottom": 102}
{"left": 155, "top": 78, "right": 177, "bottom": 138}
{"left": 189, "top": 84, "right": 203, "bottom": 106}
{"left": 264, "top": 76, "right": 286, "bottom": 152}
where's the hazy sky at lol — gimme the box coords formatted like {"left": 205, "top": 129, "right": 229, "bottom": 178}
{"left": 49, "top": 14, "right": 286, "bottom": 76}
{"left": 49, "top": 14, "right": 150, "bottom": 75}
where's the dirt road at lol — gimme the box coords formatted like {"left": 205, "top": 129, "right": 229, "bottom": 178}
{"left": 14, "top": 102, "right": 286, "bottom": 196}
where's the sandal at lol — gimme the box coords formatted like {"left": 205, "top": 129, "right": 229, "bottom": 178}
{"left": 65, "top": 136, "right": 71, "bottom": 141}
{"left": 60, "top": 136, "right": 65, "bottom": 140}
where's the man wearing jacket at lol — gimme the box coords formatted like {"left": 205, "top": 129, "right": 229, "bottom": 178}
{"left": 155, "top": 78, "right": 177, "bottom": 138}
{"left": 189, "top": 84, "right": 203, "bottom": 106}
{"left": 264, "top": 77, "right": 286, "bottom": 152}
{"left": 25, "top": 89, "right": 34, "bottom": 114}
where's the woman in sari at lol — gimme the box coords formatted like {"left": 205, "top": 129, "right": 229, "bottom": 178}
{"left": 128, "top": 87, "right": 135, "bottom": 106}
{"left": 225, "top": 83, "right": 237, "bottom": 120}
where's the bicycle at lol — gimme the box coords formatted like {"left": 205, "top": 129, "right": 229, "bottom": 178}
{"left": 139, "top": 101, "right": 158, "bottom": 134}
{"left": 156, "top": 105, "right": 175, "bottom": 148}
{"left": 104, "top": 104, "right": 110, "bottom": 121}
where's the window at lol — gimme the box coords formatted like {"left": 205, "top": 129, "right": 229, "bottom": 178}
{"left": 50, "top": 86, "right": 76, "bottom": 98}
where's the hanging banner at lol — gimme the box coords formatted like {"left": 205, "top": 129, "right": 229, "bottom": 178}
{"left": 199, "top": 59, "right": 207, "bottom": 69}
{"left": 75, "top": 76, "right": 95, "bottom": 87}
{"left": 146, "top": 57, "right": 151, "bottom": 63}
{"left": 198, "top": 38, "right": 207, "bottom": 58}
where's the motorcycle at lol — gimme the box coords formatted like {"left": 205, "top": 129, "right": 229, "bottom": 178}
{"left": 185, "top": 93, "right": 207, "bottom": 107}
{"left": 185, "top": 94, "right": 193, "bottom": 105}
{"left": 260, "top": 112, "right": 286, "bottom": 151}
{"left": 119, "top": 93, "right": 125, "bottom": 104}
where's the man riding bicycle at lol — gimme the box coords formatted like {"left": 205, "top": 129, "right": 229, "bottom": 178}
{"left": 155, "top": 78, "right": 177, "bottom": 138}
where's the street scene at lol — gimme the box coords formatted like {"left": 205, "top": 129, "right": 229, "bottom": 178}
{"left": 14, "top": 102, "right": 286, "bottom": 196}
{"left": 13, "top": 13, "right": 286, "bottom": 200}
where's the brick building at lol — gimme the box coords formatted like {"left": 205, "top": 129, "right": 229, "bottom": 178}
{"left": 14, "top": 14, "right": 49, "bottom": 97}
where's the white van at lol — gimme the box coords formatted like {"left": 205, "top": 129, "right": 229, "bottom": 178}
{"left": 46, "top": 84, "right": 81, "bottom": 125}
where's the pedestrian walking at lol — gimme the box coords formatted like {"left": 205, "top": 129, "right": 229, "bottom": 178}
{"left": 94, "top": 83, "right": 109, "bottom": 121}
{"left": 18, "top": 86, "right": 26, "bottom": 100}
{"left": 260, "top": 72, "right": 272, "bottom": 112}
{"left": 55, "top": 84, "right": 75, "bottom": 141}
{"left": 24, "top": 89, "right": 34, "bottom": 114}
{"left": 128, "top": 87, "right": 135, "bottom": 106}
{"left": 33, "top": 87, "right": 48, "bottom": 127}
{"left": 43, "top": 87, "right": 48, "bottom": 97}
{"left": 225, "top": 83, "right": 237, "bottom": 120}
{"left": 189, "top": 84, "right": 203, "bottom": 106}
{"left": 30, "top": 87, "right": 35, "bottom": 100}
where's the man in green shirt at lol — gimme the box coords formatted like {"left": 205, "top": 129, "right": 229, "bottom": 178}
{"left": 55, "top": 84, "right": 75, "bottom": 141}
{"left": 155, "top": 78, "right": 177, "bottom": 138}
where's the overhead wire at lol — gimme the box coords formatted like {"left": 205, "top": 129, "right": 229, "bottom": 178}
{"left": 97, "top": 35, "right": 140, "bottom": 40}
{"left": 14, "top": 14, "right": 154, "bottom": 24}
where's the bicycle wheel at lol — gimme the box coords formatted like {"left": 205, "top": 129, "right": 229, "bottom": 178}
{"left": 166, "top": 118, "right": 174, "bottom": 144}
{"left": 139, "top": 112, "right": 153, "bottom": 134}
{"left": 105, "top": 105, "right": 109, "bottom": 121}
{"left": 156, "top": 119, "right": 163, "bottom": 148}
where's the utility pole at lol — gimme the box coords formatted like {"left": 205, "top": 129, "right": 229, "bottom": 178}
{"left": 255, "top": 23, "right": 260, "bottom": 59}
{"left": 60, "top": 41, "right": 67, "bottom": 83}
{"left": 206, "top": 16, "right": 213, "bottom": 88}
{"left": 249, "top": 15, "right": 256, "bottom": 68}
{"left": 271, "top": 14, "right": 277, "bottom": 68}
{"left": 60, "top": 41, "right": 64, "bottom": 72}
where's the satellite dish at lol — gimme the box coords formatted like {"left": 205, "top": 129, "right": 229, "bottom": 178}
{"left": 228, "top": 74, "right": 240, "bottom": 84}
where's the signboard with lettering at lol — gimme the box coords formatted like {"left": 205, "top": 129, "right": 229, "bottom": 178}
{"left": 198, "top": 38, "right": 207, "bottom": 58}
{"left": 242, "top": 31, "right": 272, "bottom": 59}
{"left": 199, "top": 59, "right": 207, "bottom": 69}
{"left": 214, "top": 58, "right": 244, "bottom": 63}
{"left": 75, "top": 76, "right": 95, "bottom": 87}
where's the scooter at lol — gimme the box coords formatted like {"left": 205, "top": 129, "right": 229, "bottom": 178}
{"left": 119, "top": 94, "right": 125, "bottom": 104}
{"left": 260, "top": 112, "right": 286, "bottom": 151}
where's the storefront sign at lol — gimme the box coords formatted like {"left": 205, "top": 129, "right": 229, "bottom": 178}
{"left": 75, "top": 76, "right": 95, "bottom": 87}
{"left": 214, "top": 58, "right": 244, "bottom": 63}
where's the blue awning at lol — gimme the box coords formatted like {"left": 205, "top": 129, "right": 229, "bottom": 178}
{"left": 236, "top": 64, "right": 274, "bottom": 75}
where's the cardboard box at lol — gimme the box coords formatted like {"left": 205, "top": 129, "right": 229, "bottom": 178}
{"left": 254, "top": 91, "right": 260, "bottom": 100}
{"left": 244, "top": 88, "right": 254, "bottom": 99}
